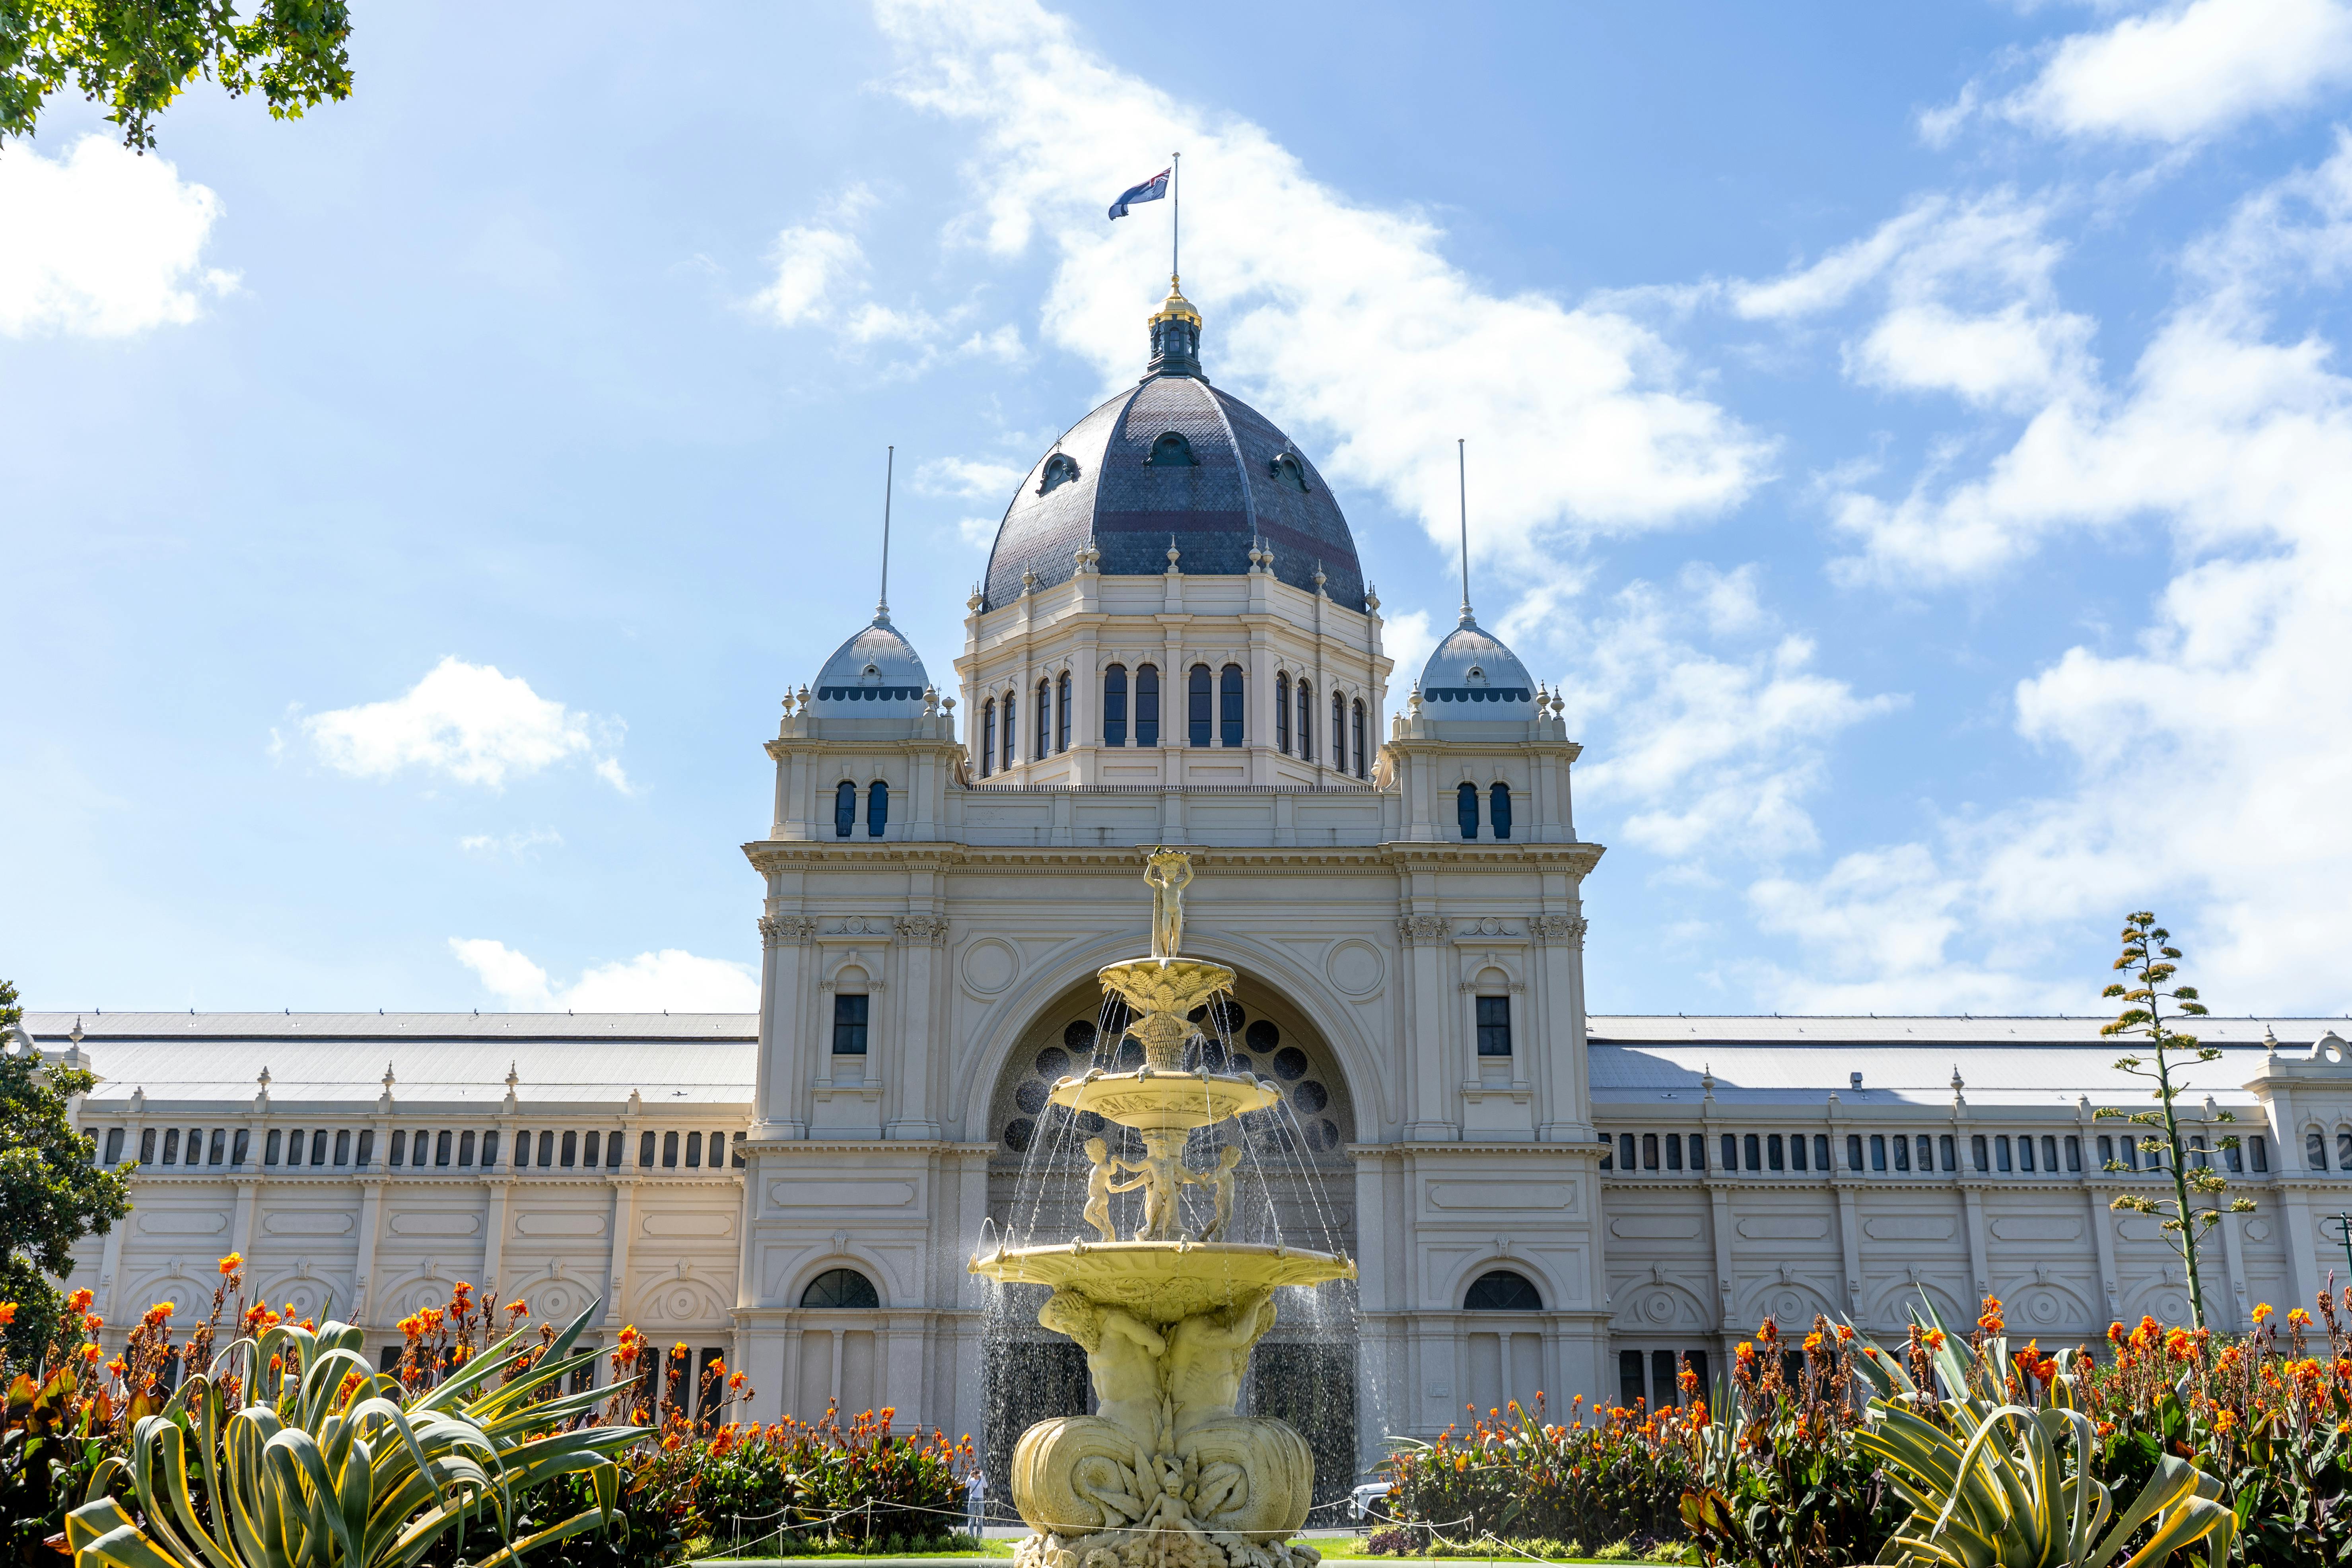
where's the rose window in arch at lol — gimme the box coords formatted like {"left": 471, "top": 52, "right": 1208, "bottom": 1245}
{"left": 991, "top": 993, "right": 1351, "bottom": 1158}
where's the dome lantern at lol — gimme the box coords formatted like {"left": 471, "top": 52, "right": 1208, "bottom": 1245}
{"left": 1146, "top": 276, "right": 1204, "bottom": 380}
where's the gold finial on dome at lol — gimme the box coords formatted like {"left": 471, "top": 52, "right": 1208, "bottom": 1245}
{"left": 1150, "top": 274, "right": 1201, "bottom": 326}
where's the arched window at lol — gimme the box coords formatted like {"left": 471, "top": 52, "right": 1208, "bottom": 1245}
{"left": 1219, "top": 664, "right": 1244, "bottom": 746}
{"left": 1037, "top": 678, "right": 1051, "bottom": 760}
{"left": 1136, "top": 664, "right": 1160, "bottom": 745}
{"left": 834, "top": 781, "right": 857, "bottom": 838}
{"left": 1188, "top": 664, "right": 1213, "bottom": 746}
{"left": 1352, "top": 699, "right": 1366, "bottom": 777}
{"left": 1489, "top": 781, "right": 1512, "bottom": 839}
{"left": 1147, "top": 431, "right": 1199, "bottom": 467}
{"left": 1275, "top": 674, "right": 1291, "bottom": 753}
{"left": 866, "top": 779, "right": 888, "bottom": 838}
{"left": 1463, "top": 1270, "right": 1543, "bottom": 1311}
{"left": 1104, "top": 664, "right": 1129, "bottom": 746}
{"left": 801, "top": 1269, "right": 881, "bottom": 1309}
{"left": 1331, "top": 690, "right": 1345, "bottom": 764}
{"left": 1269, "top": 451, "right": 1310, "bottom": 492}
{"left": 1039, "top": 453, "right": 1080, "bottom": 494}
{"left": 1296, "top": 681, "right": 1312, "bottom": 761}
{"left": 1457, "top": 781, "right": 1479, "bottom": 840}
{"left": 1056, "top": 671, "right": 1071, "bottom": 751}
{"left": 1003, "top": 690, "right": 1017, "bottom": 765}
{"left": 981, "top": 699, "right": 996, "bottom": 776}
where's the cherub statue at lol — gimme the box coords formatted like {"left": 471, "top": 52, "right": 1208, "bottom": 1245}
{"left": 1202, "top": 1144, "right": 1244, "bottom": 1240}
{"left": 1134, "top": 1128, "right": 1188, "bottom": 1241}
{"left": 1082, "top": 1135, "right": 1146, "bottom": 1243}
{"left": 1142, "top": 845, "right": 1194, "bottom": 959}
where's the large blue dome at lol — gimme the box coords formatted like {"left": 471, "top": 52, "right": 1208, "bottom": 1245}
{"left": 980, "top": 284, "right": 1365, "bottom": 612}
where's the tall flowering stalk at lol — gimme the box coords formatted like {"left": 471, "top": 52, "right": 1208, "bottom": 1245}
{"left": 2094, "top": 911, "right": 2251, "bottom": 1336}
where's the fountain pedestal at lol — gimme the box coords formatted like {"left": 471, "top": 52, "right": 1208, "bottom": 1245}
{"left": 971, "top": 856, "right": 1353, "bottom": 1568}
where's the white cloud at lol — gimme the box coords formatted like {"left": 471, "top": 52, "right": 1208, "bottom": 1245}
{"left": 0, "top": 135, "right": 236, "bottom": 337}
{"left": 874, "top": 0, "right": 1772, "bottom": 585}
{"left": 303, "top": 656, "right": 626, "bottom": 791}
{"left": 458, "top": 826, "right": 564, "bottom": 859}
{"left": 917, "top": 455, "right": 1028, "bottom": 499}
{"left": 754, "top": 223, "right": 865, "bottom": 326}
{"left": 1741, "top": 138, "right": 2352, "bottom": 1016}
{"left": 1555, "top": 580, "right": 1902, "bottom": 863}
{"left": 1938, "top": 0, "right": 2352, "bottom": 147}
{"left": 957, "top": 515, "right": 1000, "bottom": 548}
{"left": 450, "top": 938, "right": 758, "bottom": 1012}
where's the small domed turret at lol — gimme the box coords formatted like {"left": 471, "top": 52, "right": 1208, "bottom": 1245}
{"left": 806, "top": 614, "right": 931, "bottom": 717}
{"left": 1417, "top": 614, "right": 1537, "bottom": 719}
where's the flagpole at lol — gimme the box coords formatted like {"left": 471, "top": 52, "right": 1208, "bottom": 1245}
{"left": 1458, "top": 438, "right": 1471, "bottom": 624}
{"left": 1172, "top": 151, "right": 1180, "bottom": 285}
{"left": 879, "top": 444, "right": 894, "bottom": 621}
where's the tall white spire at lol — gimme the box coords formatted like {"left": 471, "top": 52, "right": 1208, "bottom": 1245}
{"left": 1457, "top": 437, "right": 1473, "bottom": 626}
{"left": 877, "top": 444, "right": 894, "bottom": 623}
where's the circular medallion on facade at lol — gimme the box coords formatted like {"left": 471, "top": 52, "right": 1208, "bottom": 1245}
{"left": 960, "top": 938, "right": 1018, "bottom": 995}
{"left": 1325, "top": 939, "right": 1385, "bottom": 997}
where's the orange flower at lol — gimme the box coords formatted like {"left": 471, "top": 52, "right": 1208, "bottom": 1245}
{"left": 1923, "top": 1328, "right": 1947, "bottom": 1352}
{"left": 728, "top": 1370, "right": 748, "bottom": 1391}
{"left": 1735, "top": 1341, "right": 1757, "bottom": 1366}
{"left": 218, "top": 1253, "right": 243, "bottom": 1275}
{"left": 80, "top": 1343, "right": 102, "bottom": 1363}
{"left": 2290, "top": 1307, "right": 2313, "bottom": 1328}
{"left": 0, "top": 1302, "right": 22, "bottom": 1327}
{"left": 2253, "top": 1303, "right": 2274, "bottom": 1325}
{"left": 2107, "top": 1321, "right": 2127, "bottom": 1345}
{"left": 66, "top": 1289, "right": 93, "bottom": 1312}
{"left": 1977, "top": 1296, "right": 2005, "bottom": 1335}
{"left": 1803, "top": 1330, "right": 1825, "bottom": 1353}
{"left": 505, "top": 1300, "right": 528, "bottom": 1318}
{"left": 1833, "top": 1324, "right": 1854, "bottom": 1344}
{"left": 2165, "top": 1327, "right": 2195, "bottom": 1362}
{"left": 83, "top": 1314, "right": 103, "bottom": 1333}
{"left": 1757, "top": 1317, "right": 1780, "bottom": 1344}
{"left": 2213, "top": 1409, "right": 2238, "bottom": 1434}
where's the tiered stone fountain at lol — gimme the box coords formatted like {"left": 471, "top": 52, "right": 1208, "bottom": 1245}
{"left": 972, "top": 848, "right": 1355, "bottom": 1568}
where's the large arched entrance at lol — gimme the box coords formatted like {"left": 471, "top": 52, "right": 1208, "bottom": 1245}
{"left": 976, "top": 972, "right": 1363, "bottom": 1506}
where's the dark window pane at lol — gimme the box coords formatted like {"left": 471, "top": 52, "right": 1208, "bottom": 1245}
{"left": 1725, "top": 1134, "right": 1740, "bottom": 1172}
{"left": 867, "top": 780, "right": 888, "bottom": 837}
{"left": 1996, "top": 1136, "right": 2014, "bottom": 1172}
{"left": 1458, "top": 781, "right": 1479, "bottom": 840}
{"left": 1188, "top": 665, "right": 1212, "bottom": 746}
{"left": 353, "top": 1129, "right": 370, "bottom": 1166}
{"left": 482, "top": 1130, "right": 500, "bottom": 1168}
{"left": 162, "top": 1129, "right": 179, "bottom": 1164}
{"left": 1297, "top": 682, "right": 1312, "bottom": 760}
{"left": 1220, "top": 664, "right": 1243, "bottom": 746}
{"left": 1940, "top": 1135, "right": 1956, "bottom": 1172}
{"left": 1790, "top": 1135, "right": 1807, "bottom": 1172}
{"left": 1464, "top": 1271, "right": 1543, "bottom": 1310}
{"left": 1353, "top": 700, "right": 1366, "bottom": 778}
{"left": 582, "top": 1131, "right": 598, "bottom": 1167}
{"left": 982, "top": 700, "right": 995, "bottom": 775}
{"left": 1653, "top": 1350, "right": 1678, "bottom": 1407}
{"left": 1332, "top": 691, "right": 1345, "bottom": 764}
{"left": 1004, "top": 691, "right": 1016, "bottom": 764}
{"left": 1744, "top": 1133, "right": 1761, "bottom": 1171}
{"left": 686, "top": 1131, "right": 703, "bottom": 1168}
{"left": 1870, "top": 1135, "right": 1887, "bottom": 1172}
{"left": 313, "top": 1130, "right": 329, "bottom": 1165}
{"left": 561, "top": 1131, "right": 577, "bottom": 1168}
{"left": 800, "top": 1268, "right": 880, "bottom": 1308}
{"left": 833, "top": 993, "right": 869, "bottom": 1054}
{"left": 1137, "top": 665, "right": 1159, "bottom": 745}
{"left": 334, "top": 1129, "right": 350, "bottom": 1166}
{"left": 1057, "top": 672, "right": 1071, "bottom": 752}
{"left": 1973, "top": 1135, "right": 1989, "bottom": 1172}
{"left": 1489, "top": 782, "right": 1512, "bottom": 838}
{"left": 2067, "top": 1136, "right": 2084, "bottom": 1173}
{"left": 1665, "top": 1135, "right": 1682, "bottom": 1171}
{"left": 459, "top": 1130, "right": 475, "bottom": 1166}
{"left": 1618, "top": 1350, "right": 1644, "bottom": 1410}
{"left": 1104, "top": 665, "right": 1128, "bottom": 746}
{"left": 640, "top": 1130, "right": 655, "bottom": 1168}
{"left": 1768, "top": 1134, "right": 1785, "bottom": 1171}
{"left": 209, "top": 1129, "right": 227, "bottom": 1164}
{"left": 436, "top": 1130, "right": 452, "bottom": 1166}
{"left": 1619, "top": 1133, "right": 1635, "bottom": 1169}
{"left": 1815, "top": 1135, "right": 1831, "bottom": 1172}
{"left": 1475, "top": 995, "right": 1512, "bottom": 1055}
{"left": 1845, "top": 1133, "right": 1862, "bottom": 1171}
{"left": 1642, "top": 1133, "right": 1659, "bottom": 1170}
{"left": 1691, "top": 1135, "right": 1707, "bottom": 1171}
{"left": 389, "top": 1130, "right": 405, "bottom": 1165}
{"left": 1892, "top": 1135, "right": 1910, "bottom": 1172}
{"left": 1037, "top": 679, "right": 1050, "bottom": 759}
{"left": 662, "top": 1131, "right": 678, "bottom": 1168}
{"left": 834, "top": 781, "right": 856, "bottom": 837}
{"left": 233, "top": 1129, "right": 249, "bottom": 1165}
{"left": 1276, "top": 674, "right": 1291, "bottom": 752}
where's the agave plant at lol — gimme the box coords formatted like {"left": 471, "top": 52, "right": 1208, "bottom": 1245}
{"left": 64, "top": 1303, "right": 643, "bottom": 1568}
{"left": 1852, "top": 1304, "right": 2235, "bottom": 1568}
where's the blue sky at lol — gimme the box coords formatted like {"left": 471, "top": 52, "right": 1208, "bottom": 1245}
{"left": 7, "top": 0, "right": 2352, "bottom": 1020}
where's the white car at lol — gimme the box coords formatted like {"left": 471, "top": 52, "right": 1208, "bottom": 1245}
{"left": 1351, "top": 1482, "right": 1394, "bottom": 1524}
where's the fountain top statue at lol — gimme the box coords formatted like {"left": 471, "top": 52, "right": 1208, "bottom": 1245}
{"left": 1143, "top": 845, "right": 1193, "bottom": 959}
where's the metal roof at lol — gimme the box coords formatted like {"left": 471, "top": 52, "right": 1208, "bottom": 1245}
{"left": 981, "top": 315, "right": 1364, "bottom": 611}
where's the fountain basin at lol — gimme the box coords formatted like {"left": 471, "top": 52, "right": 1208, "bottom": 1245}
{"left": 1049, "top": 1069, "right": 1279, "bottom": 1131}
{"left": 1097, "top": 956, "right": 1236, "bottom": 1017}
{"left": 970, "top": 1240, "right": 1354, "bottom": 1323}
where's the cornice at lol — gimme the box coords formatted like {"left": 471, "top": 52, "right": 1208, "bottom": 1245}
{"left": 745, "top": 840, "right": 1607, "bottom": 878}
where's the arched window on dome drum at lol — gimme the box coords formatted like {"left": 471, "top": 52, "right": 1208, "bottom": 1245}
{"left": 1036, "top": 678, "right": 1051, "bottom": 760}
{"left": 1464, "top": 1270, "right": 1543, "bottom": 1311}
{"left": 1003, "top": 690, "right": 1017, "bottom": 766}
{"left": 1136, "top": 665, "right": 1160, "bottom": 745}
{"left": 1457, "top": 781, "right": 1479, "bottom": 840}
{"left": 1188, "top": 664, "right": 1212, "bottom": 747}
{"left": 834, "top": 781, "right": 856, "bottom": 838}
{"left": 980, "top": 699, "right": 995, "bottom": 776}
{"left": 1057, "top": 671, "right": 1071, "bottom": 751}
{"left": 1489, "top": 781, "right": 1512, "bottom": 839}
{"left": 1352, "top": 699, "right": 1366, "bottom": 778}
{"left": 1219, "top": 664, "right": 1243, "bottom": 746}
{"left": 1104, "top": 665, "right": 1128, "bottom": 746}
{"left": 1296, "top": 681, "right": 1312, "bottom": 761}
{"left": 867, "top": 780, "right": 888, "bottom": 838}
{"left": 1147, "top": 431, "right": 1199, "bottom": 467}
{"left": 1275, "top": 674, "right": 1291, "bottom": 753}
{"left": 1331, "top": 691, "right": 1345, "bottom": 766}
{"left": 1039, "top": 453, "right": 1080, "bottom": 494}
{"left": 801, "top": 1269, "right": 880, "bottom": 1309}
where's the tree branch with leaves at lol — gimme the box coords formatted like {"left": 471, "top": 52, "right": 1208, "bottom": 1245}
{"left": 2093, "top": 911, "right": 2251, "bottom": 1336}
{"left": 0, "top": 0, "right": 352, "bottom": 151}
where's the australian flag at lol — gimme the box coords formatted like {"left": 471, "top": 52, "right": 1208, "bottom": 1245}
{"left": 1108, "top": 167, "right": 1170, "bottom": 220}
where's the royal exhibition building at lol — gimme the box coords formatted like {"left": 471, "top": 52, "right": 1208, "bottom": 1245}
{"left": 17, "top": 285, "right": 2352, "bottom": 1492}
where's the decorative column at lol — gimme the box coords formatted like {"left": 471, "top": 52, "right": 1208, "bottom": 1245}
{"left": 1399, "top": 913, "right": 1452, "bottom": 1140}
{"left": 1530, "top": 914, "right": 1586, "bottom": 1141}
{"left": 889, "top": 913, "right": 947, "bottom": 1138}
{"left": 757, "top": 912, "right": 817, "bottom": 1139}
